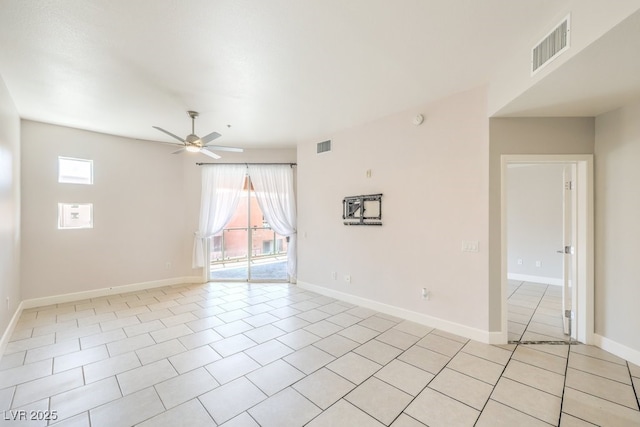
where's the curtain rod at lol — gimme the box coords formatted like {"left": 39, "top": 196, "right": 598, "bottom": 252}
{"left": 196, "top": 162, "right": 297, "bottom": 167}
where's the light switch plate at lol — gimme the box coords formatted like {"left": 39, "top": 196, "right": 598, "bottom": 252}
{"left": 462, "top": 240, "right": 479, "bottom": 252}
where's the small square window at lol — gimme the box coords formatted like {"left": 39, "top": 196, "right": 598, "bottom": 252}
{"left": 58, "top": 203, "right": 93, "bottom": 229}
{"left": 58, "top": 157, "right": 93, "bottom": 184}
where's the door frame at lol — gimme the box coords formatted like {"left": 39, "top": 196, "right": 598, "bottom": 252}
{"left": 500, "top": 154, "right": 594, "bottom": 345}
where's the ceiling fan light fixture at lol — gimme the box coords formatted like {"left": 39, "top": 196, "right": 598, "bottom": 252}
{"left": 153, "top": 111, "right": 240, "bottom": 158}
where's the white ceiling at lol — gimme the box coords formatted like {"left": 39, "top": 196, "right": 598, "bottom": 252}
{"left": 1, "top": 1, "right": 635, "bottom": 148}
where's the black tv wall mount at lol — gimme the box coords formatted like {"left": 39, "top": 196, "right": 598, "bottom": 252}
{"left": 342, "top": 193, "right": 382, "bottom": 226}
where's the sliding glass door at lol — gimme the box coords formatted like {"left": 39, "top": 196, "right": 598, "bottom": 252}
{"left": 208, "top": 176, "right": 288, "bottom": 282}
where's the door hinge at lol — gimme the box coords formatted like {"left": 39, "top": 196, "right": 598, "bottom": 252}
{"left": 565, "top": 181, "right": 573, "bottom": 190}
{"left": 565, "top": 310, "right": 574, "bottom": 319}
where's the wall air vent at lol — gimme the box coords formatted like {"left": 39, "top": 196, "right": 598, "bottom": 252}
{"left": 531, "top": 14, "right": 570, "bottom": 75}
{"left": 317, "top": 140, "right": 331, "bottom": 154}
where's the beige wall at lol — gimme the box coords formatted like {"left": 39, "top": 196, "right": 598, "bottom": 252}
{"left": 20, "top": 121, "right": 296, "bottom": 299}
{"left": 507, "top": 164, "right": 564, "bottom": 282}
{"left": 489, "top": 118, "right": 595, "bottom": 330}
{"left": 594, "top": 100, "right": 640, "bottom": 351}
{"left": 297, "top": 87, "right": 490, "bottom": 333}
{"left": 20, "top": 121, "right": 192, "bottom": 299}
{"left": 0, "top": 75, "right": 21, "bottom": 334}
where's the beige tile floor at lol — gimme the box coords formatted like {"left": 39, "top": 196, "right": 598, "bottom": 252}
{"left": 0, "top": 282, "right": 638, "bottom": 426}
{"left": 508, "top": 281, "right": 570, "bottom": 343}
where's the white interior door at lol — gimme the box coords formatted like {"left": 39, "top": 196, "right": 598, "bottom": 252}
{"left": 561, "top": 164, "right": 577, "bottom": 338}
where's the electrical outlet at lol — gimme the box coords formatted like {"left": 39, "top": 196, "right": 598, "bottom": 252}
{"left": 421, "top": 288, "right": 430, "bottom": 300}
{"left": 517, "top": 258, "right": 523, "bottom": 265}
{"left": 344, "top": 275, "right": 351, "bottom": 284}
{"left": 535, "top": 261, "right": 541, "bottom": 267}
{"left": 331, "top": 272, "right": 337, "bottom": 280}
{"left": 165, "top": 262, "right": 171, "bottom": 269}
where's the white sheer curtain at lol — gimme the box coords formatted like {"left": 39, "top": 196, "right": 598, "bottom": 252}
{"left": 247, "top": 164, "right": 297, "bottom": 280}
{"left": 192, "top": 164, "right": 247, "bottom": 268}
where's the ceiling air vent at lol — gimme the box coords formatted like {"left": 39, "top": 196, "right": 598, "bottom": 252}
{"left": 531, "top": 14, "right": 570, "bottom": 75}
{"left": 317, "top": 140, "right": 331, "bottom": 154}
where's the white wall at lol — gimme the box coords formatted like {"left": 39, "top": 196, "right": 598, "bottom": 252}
{"left": 507, "top": 164, "right": 564, "bottom": 283}
{"left": 595, "top": 100, "right": 640, "bottom": 352}
{"left": 20, "top": 121, "right": 192, "bottom": 299}
{"left": 0, "top": 75, "right": 21, "bottom": 335}
{"left": 297, "top": 87, "right": 490, "bottom": 335}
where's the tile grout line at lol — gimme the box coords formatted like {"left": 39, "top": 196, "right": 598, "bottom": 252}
{"left": 300, "top": 325, "right": 452, "bottom": 426}
{"left": 625, "top": 361, "right": 640, "bottom": 411}
{"left": 473, "top": 340, "right": 571, "bottom": 426}
{"left": 297, "top": 323, "right": 403, "bottom": 424}
{"left": 472, "top": 341, "right": 518, "bottom": 426}
{"left": 507, "top": 281, "right": 541, "bottom": 342}
{"left": 556, "top": 352, "right": 626, "bottom": 427}
{"left": 507, "top": 282, "right": 549, "bottom": 344}
{"left": 385, "top": 335, "right": 475, "bottom": 426}
{"left": 306, "top": 345, "right": 409, "bottom": 424}
{"left": 507, "top": 280, "right": 525, "bottom": 299}
{"left": 201, "top": 304, "right": 382, "bottom": 425}
{"left": 557, "top": 339, "right": 571, "bottom": 425}
{"left": 509, "top": 282, "right": 571, "bottom": 345}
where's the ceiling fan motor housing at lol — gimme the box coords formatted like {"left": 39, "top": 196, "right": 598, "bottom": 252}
{"left": 153, "top": 110, "right": 238, "bottom": 159}
{"left": 186, "top": 134, "right": 201, "bottom": 144}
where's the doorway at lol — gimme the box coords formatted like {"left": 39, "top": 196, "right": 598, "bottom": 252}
{"left": 208, "top": 176, "right": 289, "bottom": 282}
{"left": 501, "top": 155, "right": 594, "bottom": 345}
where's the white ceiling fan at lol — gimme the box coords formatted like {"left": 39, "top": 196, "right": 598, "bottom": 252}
{"left": 152, "top": 111, "right": 243, "bottom": 159}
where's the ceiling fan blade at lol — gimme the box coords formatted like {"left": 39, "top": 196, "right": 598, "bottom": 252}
{"left": 152, "top": 126, "right": 186, "bottom": 143}
{"left": 200, "top": 148, "right": 222, "bottom": 159}
{"left": 200, "top": 131, "right": 222, "bottom": 144}
{"left": 171, "top": 148, "right": 186, "bottom": 154}
{"left": 204, "top": 145, "right": 244, "bottom": 153}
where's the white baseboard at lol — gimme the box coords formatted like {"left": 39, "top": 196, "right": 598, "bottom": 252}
{"left": 21, "top": 276, "right": 203, "bottom": 309}
{"left": 593, "top": 334, "right": 640, "bottom": 367}
{"left": 508, "top": 273, "right": 563, "bottom": 286}
{"left": 0, "top": 301, "right": 25, "bottom": 359}
{"left": 297, "top": 281, "right": 494, "bottom": 344}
